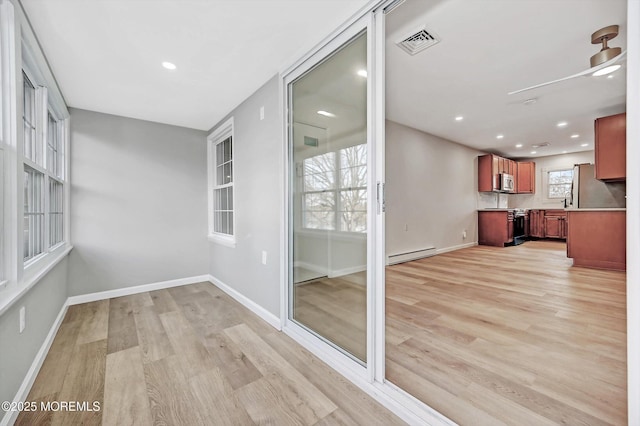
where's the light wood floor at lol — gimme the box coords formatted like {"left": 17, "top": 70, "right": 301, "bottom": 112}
{"left": 294, "top": 273, "right": 367, "bottom": 362}
{"left": 386, "top": 240, "right": 627, "bottom": 425}
{"left": 17, "top": 282, "right": 404, "bottom": 425}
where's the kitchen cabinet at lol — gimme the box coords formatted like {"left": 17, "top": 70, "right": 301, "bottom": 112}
{"left": 478, "top": 210, "right": 514, "bottom": 247}
{"left": 516, "top": 161, "right": 535, "bottom": 193}
{"left": 479, "top": 154, "right": 533, "bottom": 193}
{"left": 567, "top": 210, "right": 625, "bottom": 270}
{"left": 595, "top": 113, "right": 626, "bottom": 181}
{"left": 528, "top": 209, "right": 566, "bottom": 239}
{"left": 528, "top": 210, "right": 544, "bottom": 238}
{"left": 478, "top": 154, "right": 501, "bottom": 192}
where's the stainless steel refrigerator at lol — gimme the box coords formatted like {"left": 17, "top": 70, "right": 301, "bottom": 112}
{"left": 570, "top": 163, "right": 626, "bottom": 208}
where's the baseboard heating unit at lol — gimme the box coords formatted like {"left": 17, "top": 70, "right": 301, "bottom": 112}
{"left": 387, "top": 247, "right": 436, "bottom": 265}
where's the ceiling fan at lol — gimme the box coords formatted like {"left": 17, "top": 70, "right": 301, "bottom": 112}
{"left": 508, "top": 25, "right": 626, "bottom": 95}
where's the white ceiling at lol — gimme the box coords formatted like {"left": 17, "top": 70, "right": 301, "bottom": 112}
{"left": 386, "top": 0, "right": 627, "bottom": 158}
{"left": 20, "top": 0, "right": 370, "bottom": 131}
{"left": 21, "top": 0, "right": 628, "bottom": 156}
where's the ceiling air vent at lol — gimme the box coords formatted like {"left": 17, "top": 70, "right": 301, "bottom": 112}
{"left": 396, "top": 27, "right": 439, "bottom": 55}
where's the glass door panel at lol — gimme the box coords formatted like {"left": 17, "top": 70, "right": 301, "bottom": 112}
{"left": 289, "top": 31, "right": 368, "bottom": 363}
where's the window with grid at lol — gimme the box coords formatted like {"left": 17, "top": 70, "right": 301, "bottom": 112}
{"left": 22, "top": 69, "right": 67, "bottom": 264}
{"left": 548, "top": 169, "right": 573, "bottom": 198}
{"left": 208, "top": 118, "right": 234, "bottom": 244}
{"left": 23, "top": 166, "right": 44, "bottom": 261}
{"left": 302, "top": 143, "right": 366, "bottom": 232}
{"left": 213, "top": 136, "right": 233, "bottom": 236}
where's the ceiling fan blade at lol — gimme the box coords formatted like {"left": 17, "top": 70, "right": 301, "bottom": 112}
{"left": 508, "top": 50, "right": 627, "bottom": 95}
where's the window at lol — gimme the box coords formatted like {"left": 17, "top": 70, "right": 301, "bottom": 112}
{"left": 22, "top": 72, "right": 40, "bottom": 164}
{"left": 302, "top": 143, "right": 367, "bottom": 232}
{"left": 21, "top": 69, "right": 67, "bottom": 265}
{"left": 207, "top": 118, "right": 234, "bottom": 245}
{"left": 548, "top": 169, "right": 573, "bottom": 198}
{"left": 23, "top": 166, "right": 44, "bottom": 261}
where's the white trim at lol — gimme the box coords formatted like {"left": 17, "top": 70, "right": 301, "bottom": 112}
{"left": 208, "top": 274, "right": 281, "bottom": 330}
{"left": 328, "top": 265, "right": 366, "bottom": 279}
{"left": 282, "top": 320, "right": 452, "bottom": 426}
{"left": 66, "top": 274, "right": 210, "bottom": 306}
{"left": 0, "top": 244, "right": 71, "bottom": 316}
{"left": 207, "top": 116, "right": 235, "bottom": 245}
{"left": 0, "top": 298, "right": 68, "bottom": 426}
{"left": 436, "top": 241, "right": 478, "bottom": 255}
{"left": 207, "top": 233, "right": 236, "bottom": 248}
{"left": 627, "top": 0, "right": 639, "bottom": 423}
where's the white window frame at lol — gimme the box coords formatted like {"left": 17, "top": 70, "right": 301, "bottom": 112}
{"left": 300, "top": 143, "right": 367, "bottom": 233}
{"left": 207, "top": 117, "right": 235, "bottom": 247}
{"left": 546, "top": 167, "right": 573, "bottom": 200}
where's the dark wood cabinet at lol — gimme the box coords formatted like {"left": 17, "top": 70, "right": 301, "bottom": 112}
{"left": 528, "top": 209, "right": 566, "bottom": 239}
{"left": 595, "top": 113, "right": 626, "bottom": 181}
{"left": 516, "top": 161, "right": 535, "bottom": 193}
{"left": 567, "top": 210, "right": 625, "bottom": 270}
{"left": 528, "top": 210, "right": 543, "bottom": 238}
{"left": 479, "top": 154, "right": 534, "bottom": 194}
{"left": 478, "top": 154, "right": 500, "bottom": 192}
{"left": 478, "top": 210, "right": 514, "bottom": 247}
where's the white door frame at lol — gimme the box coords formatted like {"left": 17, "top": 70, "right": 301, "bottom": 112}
{"left": 278, "top": 1, "right": 640, "bottom": 425}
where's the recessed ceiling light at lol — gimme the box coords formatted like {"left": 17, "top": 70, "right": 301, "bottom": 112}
{"left": 162, "top": 61, "right": 176, "bottom": 70}
{"left": 357, "top": 69, "right": 367, "bottom": 78}
{"left": 496, "top": 134, "right": 504, "bottom": 139}
{"left": 557, "top": 121, "right": 568, "bottom": 127}
{"left": 455, "top": 116, "right": 464, "bottom": 121}
{"left": 530, "top": 151, "right": 537, "bottom": 154}
{"left": 515, "top": 144, "right": 523, "bottom": 148}
{"left": 317, "top": 110, "right": 336, "bottom": 118}
{"left": 581, "top": 143, "right": 589, "bottom": 147}
{"left": 571, "top": 134, "right": 579, "bottom": 139}
{"left": 607, "top": 75, "right": 614, "bottom": 79}
{"left": 523, "top": 98, "right": 537, "bottom": 106}
{"left": 593, "top": 64, "right": 621, "bottom": 77}
{"left": 562, "top": 151, "right": 568, "bottom": 154}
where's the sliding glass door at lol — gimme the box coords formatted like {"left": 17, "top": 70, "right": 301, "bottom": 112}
{"left": 288, "top": 31, "right": 369, "bottom": 363}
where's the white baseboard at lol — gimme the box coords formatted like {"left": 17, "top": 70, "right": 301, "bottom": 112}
{"left": 207, "top": 274, "right": 281, "bottom": 331}
{"left": 1, "top": 301, "right": 69, "bottom": 426}
{"left": 66, "top": 275, "right": 211, "bottom": 306}
{"left": 436, "top": 241, "right": 477, "bottom": 255}
{"left": 387, "top": 247, "right": 437, "bottom": 266}
{"left": 328, "top": 265, "right": 366, "bottom": 278}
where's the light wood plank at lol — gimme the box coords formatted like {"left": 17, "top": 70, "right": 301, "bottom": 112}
{"left": 52, "top": 339, "right": 106, "bottom": 426}
{"left": 225, "top": 323, "right": 338, "bottom": 420}
{"left": 103, "top": 346, "right": 153, "bottom": 426}
{"left": 132, "top": 305, "right": 174, "bottom": 364}
{"left": 75, "top": 300, "right": 109, "bottom": 344}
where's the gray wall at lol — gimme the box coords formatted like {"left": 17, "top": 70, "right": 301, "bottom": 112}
{"left": 0, "top": 257, "right": 68, "bottom": 407}
{"left": 208, "top": 75, "right": 281, "bottom": 317}
{"left": 68, "top": 108, "right": 208, "bottom": 296}
{"left": 385, "top": 120, "right": 483, "bottom": 256}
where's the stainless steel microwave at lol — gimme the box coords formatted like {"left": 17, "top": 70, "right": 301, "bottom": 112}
{"left": 500, "top": 173, "right": 515, "bottom": 192}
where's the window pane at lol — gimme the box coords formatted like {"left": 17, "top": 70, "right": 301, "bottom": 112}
{"left": 339, "top": 189, "right": 367, "bottom": 232}
{"left": 223, "top": 163, "right": 232, "bottom": 185}
{"left": 223, "top": 137, "right": 232, "bottom": 163}
{"left": 24, "top": 166, "right": 44, "bottom": 261}
{"left": 228, "top": 186, "right": 233, "bottom": 210}
{"left": 304, "top": 211, "right": 335, "bottom": 231}
{"left": 216, "top": 142, "right": 223, "bottom": 168}
{"left": 49, "top": 179, "right": 64, "bottom": 246}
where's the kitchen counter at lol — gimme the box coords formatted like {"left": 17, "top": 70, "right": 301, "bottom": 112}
{"left": 566, "top": 210, "right": 626, "bottom": 271}
{"left": 565, "top": 208, "right": 626, "bottom": 212}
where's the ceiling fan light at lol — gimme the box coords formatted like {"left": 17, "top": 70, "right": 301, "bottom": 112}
{"left": 593, "top": 64, "right": 621, "bottom": 77}
{"left": 590, "top": 46, "right": 622, "bottom": 67}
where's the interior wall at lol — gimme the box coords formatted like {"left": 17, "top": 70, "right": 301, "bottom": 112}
{"left": 207, "top": 75, "right": 281, "bottom": 317}
{"left": 385, "top": 120, "right": 482, "bottom": 257}
{"left": 67, "top": 108, "right": 208, "bottom": 296}
{"left": 510, "top": 150, "right": 595, "bottom": 209}
{"left": 0, "top": 257, "right": 68, "bottom": 408}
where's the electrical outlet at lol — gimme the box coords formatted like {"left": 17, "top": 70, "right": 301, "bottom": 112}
{"left": 463, "top": 230, "right": 467, "bottom": 239}
{"left": 404, "top": 224, "right": 408, "bottom": 231}
{"left": 260, "top": 106, "right": 264, "bottom": 120}
{"left": 261, "top": 250, "right": 268, "bottom": 265}
{"left": 19, "top": 306, "right": 26, "bottom": 333}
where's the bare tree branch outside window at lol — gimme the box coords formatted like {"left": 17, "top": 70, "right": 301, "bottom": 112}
{"left": 302, "top": 143, "right": 366, "bottom": 232}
